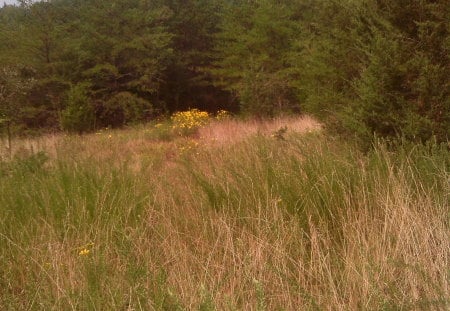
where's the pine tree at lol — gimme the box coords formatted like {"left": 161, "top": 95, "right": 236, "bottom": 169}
{"left": 212, "top": 0, "right": 301, "bottom": 116}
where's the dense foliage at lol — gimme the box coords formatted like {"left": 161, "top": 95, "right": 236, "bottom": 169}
{"left": 0, "top": 0, "right": 449, "bottom": 144}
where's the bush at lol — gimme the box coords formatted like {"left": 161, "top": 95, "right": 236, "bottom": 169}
{"left": 60, "top": 84, "right": 95, "bottom": 133}
{"left": 98, "top": 92, "right": 153, "bottom": 128}
{"left": 171, "top": 109, "right": 210, "bottom": 136}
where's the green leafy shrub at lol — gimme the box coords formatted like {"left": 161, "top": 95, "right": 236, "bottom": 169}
{"left": 99, "top": 92, "right": 153, "bottom": 128}
{"left": 61, "top": 84, "right": 95, "bottom": 133}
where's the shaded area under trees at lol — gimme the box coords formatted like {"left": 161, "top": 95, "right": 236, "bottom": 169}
{"left": 0, "top": 0, "right": 448, "bottom": 145}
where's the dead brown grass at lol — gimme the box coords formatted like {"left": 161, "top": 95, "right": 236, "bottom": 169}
{"left": 1, "top": 115, "right": 448, "bottom": 310}
{"left": 199, "top": 114, "right": 322, "bottom": 145}
{"left": 1, "top": 115, "right": 321, "bottom": 168}
{"left": 131, "top": 145, "right": 448, "bottom": 310}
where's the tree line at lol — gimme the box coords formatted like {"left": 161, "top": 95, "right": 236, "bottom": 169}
{"left": 1, "top": 0, "right": 449, "bottom": 144}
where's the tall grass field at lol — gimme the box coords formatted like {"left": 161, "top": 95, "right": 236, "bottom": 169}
{"left": 0, "top": 116, "right": 449, "bottom": 310}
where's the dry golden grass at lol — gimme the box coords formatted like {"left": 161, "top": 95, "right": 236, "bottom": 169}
{"left": 0, "top": 133, "right": 62, "bottom": 160}
{"left": 133, "top": 141, "right": 448, "bottom": 310}
{"left": 199, "top": 114, "right": 322, "bottom": 145}
{"left": 1, "top": 115, "right": 321, "bottom": 167}
{"left": 0, "top": 115, "right": 448, "bottom": 310}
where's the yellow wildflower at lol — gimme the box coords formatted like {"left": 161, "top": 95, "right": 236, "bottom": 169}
{"left": 79, "top": 248, "right": 90, "bottom": 256}
{"left": 216, "top": 110, "right": 231, "bottom": 120}
{"left": 171, "top": 109, "right": 210, "bottom": 136}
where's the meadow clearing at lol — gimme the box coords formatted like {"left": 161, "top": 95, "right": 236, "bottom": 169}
{"left": 0, "top": 114, "right": 449, "bottom": 310}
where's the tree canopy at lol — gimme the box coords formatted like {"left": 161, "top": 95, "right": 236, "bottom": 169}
{"left": 0, "top": 0, "right": 448, "bottom": 144}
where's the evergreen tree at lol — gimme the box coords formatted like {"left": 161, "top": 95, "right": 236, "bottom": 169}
{"left": 161, "top": 0, "right": 232, "bottom": 113}
{"left": 294, "top": 0, "right": 450, "bottom": 144}
{"left": 0, "top": 0, "right": 448, "bottom": 142}
{"left": 212, "top": 0, "right": 301, "bottom": 116}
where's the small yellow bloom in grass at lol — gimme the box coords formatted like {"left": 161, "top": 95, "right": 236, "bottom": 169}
{"left": 216, "top": 109, "right": 231, "bottom": 120}
{"left": 79, "top": 248, "right": 90, "bottom": 256}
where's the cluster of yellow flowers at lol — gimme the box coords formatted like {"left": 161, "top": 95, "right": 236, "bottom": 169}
{"left": 171, "top": 109, "right": 210, "bottom": 136}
